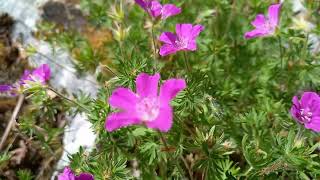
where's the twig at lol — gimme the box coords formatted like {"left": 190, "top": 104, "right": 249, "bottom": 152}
{"left": 0, "top": 95, "right": 24, "bottom": 151}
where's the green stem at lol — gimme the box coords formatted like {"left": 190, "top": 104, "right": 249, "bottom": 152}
{"left": 118, "top": 41, "right": 125, "bottom": 62}
{"left": 183, "top": 52, "right": 191, "bottom": 73}
{"left": 158, "top": 131, "right": 193, "bottom": 180}
{"left": 118, "top": 42, "right": 129, "bottom": 76}
{"left": 277, "top": 35, "right": 283, "bottom": 69}
{"left": 296, "top": 123, "right": 304, "bottom": 140}
{"left": 303, "top": 33, "right": 309, "bottom": 62}
{"left": 158, "top": 131, "right": 168, "bottom": 149}
{"left": 244, "top": 167, "right": 253, "bottom": 176}
{"left": 151, "top": 23, "right": 158, "bottom": 71}
{"left": 47, "top": 87, "right": 90, "bottom": 112}
{"left": 158, "top": 131, "right": 168, "bottom": 179}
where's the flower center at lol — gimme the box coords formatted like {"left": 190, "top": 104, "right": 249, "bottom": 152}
{"left": 175, "top": 37, "right": 188, "bottom": 49}
{"left": 263, "top": 20, "right": 275, "bottom": 33}
{"left": 136, "top": 97, "right": 160, "bottom": 122}
{"left": 299, "top": 108, "right": 312, "bottom": 123}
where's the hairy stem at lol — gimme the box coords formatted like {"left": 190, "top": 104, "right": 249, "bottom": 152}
{"left": 47, "top": 87, "right": 90, "bottom": 112}
{"left": 277, "top": 35, "right": 283, "bottom": 69}
{"left": 303, "top": 33, "right": 309, "bottom": 62}
{"left": 151, "top": 23, "right": 158, "bottom": 71}
{"left": 183, "top": 52, "right": 191, "bottom": 73}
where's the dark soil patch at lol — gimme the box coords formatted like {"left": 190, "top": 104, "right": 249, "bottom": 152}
{"left": 42, "top": 1, "right": 87, "bottom": 31}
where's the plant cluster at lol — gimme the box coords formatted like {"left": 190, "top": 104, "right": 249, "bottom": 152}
{"left": 2, "top": 0, "right": 320, "bottom": 179}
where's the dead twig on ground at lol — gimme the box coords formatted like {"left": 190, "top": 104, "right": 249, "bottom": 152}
{"left": 0, "top": 95, "right": 24, "bottom": 151}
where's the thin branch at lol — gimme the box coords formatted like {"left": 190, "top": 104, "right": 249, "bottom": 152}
{"left": 0, "top": 95, "right": 24, "bottom": 150}
{"left": 102, "top": 64, "right": 118, "bottom": 77}
{"left": 47, "top": 86, "right": 90, "bottom": 112}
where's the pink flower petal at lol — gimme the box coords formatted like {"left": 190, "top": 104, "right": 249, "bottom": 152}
{"left": 0, "top": 85, "right": 12, "bottom": 92}
{"left": 58, "top": 167, "right": 75, "bottom": 180}
{"left": 311, "top": 103, "right": 320, "bottom": 116}
{"left": 78, "top": 173, "right": 94, "bottom": 180}
{"left": 305, "top": 117, "right": 320, "bottom": 132}
{"left": 191, "top": 25, "right": 204, "bottom": 38}
{"left": 290, "top": 96, "right": 300, "bottom": 120}
{"left": 161, "top": 4, "right": 181, "bottom": 19}
{"left": 268, "top": 3, "right": 281, "bottom": 27}
{"left": 159, "top": 79, "right": 186, "bottom": 104}
{"left": 77, "top": 173, "right": 94, "bottom": 180}
{"left": 33, "top": 64, "right": 51, "bottom": 83}
{"left": 105, "top": 112, "right": 140, "bottom": 132}
{"left": 186, "top": 39, "right": 197, "bottom": 51}
{"left": 135, "top": 0, "right": 147, "bottom": 9}
{"left": 20, "top": 70, "right": 31, "bottom": 83}
{"left": 244, "top": 29, "right": 268, "bottom": 39}
{"left": 146, "top": 104, "right": 173, "bottom": 132}
{"left": 251, "top": 14, "right": 266, "bottom": 27}
{"left": 58, "top": 167, "right": 93, "bottom": 180}
{"left": 109, "top": 88, "right": 138, "bottom": 112}
{"left": 159, "top": 44, "right": 179, "bottom": 56}
{"left": 150, "top": 0, "right": 162, "bottom": 17}
{"left": 176, "top": 24, "right": 193, "bottom": 39}
{"left": 136, "top": 73, "right": 160, "bottom": 98}
{"left": 158, "top": 32, "right": 177, "bottom": 44}
{"left": 300, "top": 92, "right": 320, "bottom": 108}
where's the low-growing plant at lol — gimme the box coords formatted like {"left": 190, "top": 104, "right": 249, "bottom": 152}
{"left": 2, "top": 0, "right": 320, "bottom": 179}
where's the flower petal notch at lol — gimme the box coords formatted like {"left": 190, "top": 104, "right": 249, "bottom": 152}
{"left": 58, "top": 167, "right": 94, "bottom": 180}
{"left": 134, "top": 0, "right": 181, "bottom": 20}
{"left": 159, "top": 24, "right": 204, "bottom": 56}
{"left": 105, "top": 73, "right": 186, "bottom": 132}
{"left": 244, "top": 3, "right": 281, "bottom": 39}
{"left": 290, "top": 91, "right": 320, "bottom": 132}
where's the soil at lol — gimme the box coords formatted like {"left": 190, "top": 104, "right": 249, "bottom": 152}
{"left": 42, "top": 1, "right": 87, "bottom": 31}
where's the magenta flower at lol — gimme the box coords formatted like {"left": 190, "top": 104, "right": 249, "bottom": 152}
{"left": 105, "top": 73, "right": 186, "bottom": 132}
{"left": 244, "top": 3, "right": 281, "bottom": 39}
{"left": 58, "top": 167, "right": 94, "bottom": 180}
{"left": 158, "top": 24, "right": 204, "bottom": 56}
{"left": 291, "top": 92, "right": 320, "bottom": 132}
{"left": 0, "top": 85, "right": 12, "bottom": 93}
{"left": 0, "top": 64, "right": 51, "bottom": 95}
{"left": 134, "top": 0, "right": 181, "bottom": 20}
{"left": 20, "top": 64, "right": 51, "bottom": 86}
